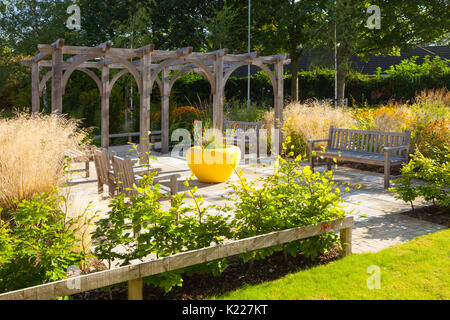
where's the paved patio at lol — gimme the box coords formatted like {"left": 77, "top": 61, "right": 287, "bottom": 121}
{"left": 67, "top": 145, "right": 445, "bottom": 257}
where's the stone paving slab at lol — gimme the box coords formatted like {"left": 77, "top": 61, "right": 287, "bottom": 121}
{"left": 66, "top": 149, "right": 446, "bottom": 258}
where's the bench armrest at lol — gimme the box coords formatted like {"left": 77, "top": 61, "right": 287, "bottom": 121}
{"left": 308, "top": 139, "right": 330, "bottom": 153}
{"left": 308, "top": 139, "right": 330, "bottom": 144}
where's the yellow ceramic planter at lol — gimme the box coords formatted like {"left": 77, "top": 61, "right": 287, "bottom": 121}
{"left": 186, "top": 145, "right": 241, "bottom": 183}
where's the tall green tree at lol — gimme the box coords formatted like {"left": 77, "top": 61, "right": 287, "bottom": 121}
{"left": 251, "top": 0, "right": 327, "bottom": 100}
{"left": 312, "top": 0, "right": 450, "bottom": 104}
{"left": 204, "top": 3, "right": 242, "bottom": 51}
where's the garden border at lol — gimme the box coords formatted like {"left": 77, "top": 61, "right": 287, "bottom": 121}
{"left": 0, "top": 216, "right": 353, "bottom": 300}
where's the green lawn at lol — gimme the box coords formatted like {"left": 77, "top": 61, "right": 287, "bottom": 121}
{"left": 210, "top": 229, "right": 450, "bottom": 300}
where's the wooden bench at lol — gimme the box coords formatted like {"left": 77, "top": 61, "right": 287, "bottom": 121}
{"left": 64, "top": 148, "right": 91, "bottom": 178}
{"left": 223, "top": 120, "right": 261, "bottom": 161}
{"left": 308, "top": 126, "right": 411, "bottom": 188}
{"left": 111, "top": 155, "right": 180, "bottom": 198}
{"left": 93, "top": 148, "right": 161, "bottom": 197}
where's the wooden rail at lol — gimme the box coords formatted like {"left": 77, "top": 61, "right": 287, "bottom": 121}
{"left": 94, "top": 131, "right": 162, "bottom": 140}
{"left": 0, "top": 216, "right": 353, "bottom": 300}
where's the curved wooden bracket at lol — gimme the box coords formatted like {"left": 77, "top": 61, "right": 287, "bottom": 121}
{"left": 223, "top": 61, "right": 277, "bottom": 94}
{"left": 39, "top": 71, "right": 52, "bottom": 95}
{"left": 78, "top": 68, "right": 103, "bottom": 96}
{"left": 40, "top": 68, "right": 103, "bottom": 96}
{"left": 62, "top": 54, "right": 99, "bottom": 91}
{"left": 109, "top": 69, "right": 129, "bottom": 93}
{"left": 110, "top": 56, "right": 142, "bottom": 95}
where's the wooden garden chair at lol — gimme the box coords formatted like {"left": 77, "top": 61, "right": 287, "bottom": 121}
{"left": 93, "top": 148, "right": 161, "bottom": 197}
{"left": 111, "top": 155, "right": 180, "bottom": 199}
{"left": 64, "top": 148, "right": 91, "bottom": 178}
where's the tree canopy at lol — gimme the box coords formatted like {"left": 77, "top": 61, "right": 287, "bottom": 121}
{"left": 0, "top": 0, "right": 448, "bottom": 115}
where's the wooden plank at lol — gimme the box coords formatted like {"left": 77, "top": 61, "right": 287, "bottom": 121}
{"left": 374, "top": 134, "right": 379, "bottom": 153}
{"left": 0, "top": 217, "right": 353, "bottom": 300}
{"left": 51, "top": 47, "right": 63, "bottom": 114}
{"left": 128, "top": 279, "right": 143, "bottom": 300}
{"left": 253, "top": 54, "right": 288, "bottom": 64}
{"left": 335, "top": 130, "right": 341, "bottom": 149}
{"left": 213, "top": 56, "right": 224, "bottom": 131}
{"left": 274, "top": 60, "right": 284, "bottom": 147}
{"left": 139, "top": 53, "right": 151, "bottom": 162}
{"left": 340, "top": 227, "right": 352, "bottom": 256}
{"left": 31, "top": 63, "right": 40, "bottom": 113}
{"left": 223, "top": 51, "right": 259, "bottom": 62}
{"left": 101, "top": 67, "right": 110, "bottom": 149}
{"left": 161, "top": 67, "right": 170, "bottom": 154}
{"left": 369, "top": 134, "right": 378, "bottom": 152}
{"left": 31, "top": 52, "right": 52, "bottom": 63}
{"left": 364, "top": 133, "right": 369, "bottom": 152}
{"left": 384, "top": 149, "right": 391, "bottom": 189}
{"left": 327, "top": 126, "right": 334, "bottom": 149}
{"left": 339, "top": 131, "right": 345, "bottom": 150}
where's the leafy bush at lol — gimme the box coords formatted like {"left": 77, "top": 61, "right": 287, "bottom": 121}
{"left": 0, "top": 112, "right": 88, "bottom": 210}
{"left": 352, "top": 104, "right": 416, "bottom": 132}
{"left": 92, "top": 174, "right": 231, "bottom": 292}
{"left": 385, "top": 56, "right": 450, "bottom": 101}
{"left": 352, "top": 89, "right": 449, "bottom": 159}
{"left": 0, "top": 190, "right": 92, "bottom": 293}
{"left": 415, "top": 118, "right": 449, "bottom": 162}
{"left": 391, "top": 150, "right": 450, "bottom": 210}
{"left": 224, "top": 98, "right": 267, "bottom": 122}
{"left": 224, "top": 137, "right": 348, "bottom": 262}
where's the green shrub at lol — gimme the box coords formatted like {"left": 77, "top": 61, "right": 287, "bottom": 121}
{"left": 385, "top": 56, "right": 450, "bottom": 101}
{"left": 224, "top": 137, "right": 348, "bottom": 262}
{"left": 391, "top": 150, "right": 450, "bottom": 210}
{"left": 0, "top": 190, "right": 92, "bottom": 293}
{"left": 92, "top": 174, "right": 231, "bottom": 293}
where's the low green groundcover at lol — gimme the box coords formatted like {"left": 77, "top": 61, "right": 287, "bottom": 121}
{"left": 209, "top": 229, "right": 450, "bottom": 300}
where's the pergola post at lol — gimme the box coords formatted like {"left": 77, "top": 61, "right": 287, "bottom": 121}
{"left": 274, "top": 60, "right": 284, "bottom": 151}
{"left": 51, "top": 46, "right": 63, "bottom": 114}
{"left": 161, "top": 67, "right": 170, "bottom": 154}
{"left": 31, "top": 62, "right": 40, "bottom": 114}
{"left": 101, "top": 66, "right": 110, "bottom": 149}
{"left": 213, "top": 55, "right": 224, "bottom": 131}
{"left": 139, "top": 52, "right": 151, "bottom": 162}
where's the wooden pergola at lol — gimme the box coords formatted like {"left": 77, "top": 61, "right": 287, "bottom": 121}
{"left": 21, "top": 39, "right": 289, "bottom": 157}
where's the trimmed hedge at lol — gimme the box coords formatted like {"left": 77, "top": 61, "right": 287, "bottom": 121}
{"left": 171, "top": 56, "right": 449, "bottom": 107}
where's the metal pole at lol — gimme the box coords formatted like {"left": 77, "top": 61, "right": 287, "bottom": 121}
{"left": 334, "top": 0, "right": 338, "bottom": 107}
{"left": 247, "top": 0, "right": 251, "bottom": 109}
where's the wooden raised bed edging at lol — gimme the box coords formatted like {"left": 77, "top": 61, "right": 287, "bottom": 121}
{"left": 0, "top": 216, "right": 353, "bottom": 300}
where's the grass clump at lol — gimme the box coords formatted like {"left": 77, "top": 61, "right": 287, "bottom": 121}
{"left": 263, "top": 100, "right": 355, "bottom": 156}
{"left": 0, "top": 112, "right": 88, "bottom": 210}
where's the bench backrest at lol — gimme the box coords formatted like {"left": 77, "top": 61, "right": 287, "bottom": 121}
{"left": 111, "top": 155, "right": 138, "bottom": 197}
{"left": 328, "top": 126, "right": 411, "bottom": 157}
{"left": 93, "top": 149, "right": 110, "bottom": 185}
